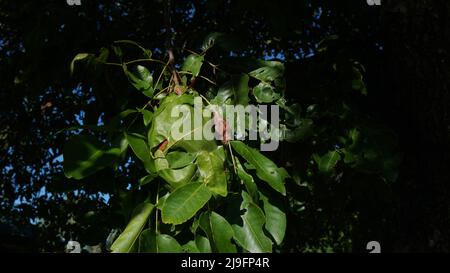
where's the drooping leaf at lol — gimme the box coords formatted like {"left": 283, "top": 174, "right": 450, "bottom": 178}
{"left": 139, "top": 229, "right": 183, "bottom": 253}
{"left": 126, "top": 133, "right": 155, "bottom": 174}
{"left": 197, "top": 148, "right": 228, "bottom": 197}
{"left": 182, "top": 54, "right": 204, "bottom": 77}
{"left": 230, "top": 141, "right": 287, "bottom": 195}
{"left": 259, "top": 192, "right": 286, "bottom": 245}
{"left": 141, "top": 110, "right": 153, "bottom": 127}
{"left": 232, "top": 192, "right": 272, "bottom": 253}
{"left": 235, "top": 157, "right": 258, "bottom": 199}
{"left": 63, "top": 135, "right": 121, "bottom": 179}
{"left": 139, "top": 174, "right": 157, "bottom": 186}
{"left": 199, "top": 212, "right": 237, "bottom": 253}
{"left": 124, "top": 64, "right": 154, "bottom": 97}
{"left": 161, "top": 183, "right": 212, "bottom": 225}
{"left": 70, "top": 53, "right": 93, "bottom": 75}
{"left": 212, "top": 74, "right": 249, "bottom": 105}
{"left": 111, "top": 202, "right": 154, "bottom": 253}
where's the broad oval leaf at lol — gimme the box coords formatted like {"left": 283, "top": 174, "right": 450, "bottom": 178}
{"left": 197, "top": 148, "right": 228, "bottom": 197}
{"left": 230, "top": 141, "right": 287, "bottom": 195}
{"left": 111, "top": 202, "right": 154, "bottom": 253}
{"left": 182, "top": 54, "right": 204, "bottom": 77}
{"left": 199, "top": 212, "right": 237, "bottom": 253}
{"left": 161, "top": 182, "right": 212, "bottom": 225}
{"left": 139, "top": 229, "right": 183, "bottom": 253}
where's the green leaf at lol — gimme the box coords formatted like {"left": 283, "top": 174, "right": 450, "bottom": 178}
{"left": 125, "top": 133, "right": 156, "bottom": 174}
{"left": 161, "top": 183, "right": 212, "bottom": 225}
{"left": 235, "top": 157, "right": 258, "bottom": 199}
{"left": 259, "top": 192, "right": 286, "bottom": 245}
{"left": 139, "top": 229, "right": 183, "bottom": 253}
{"left": 63, "top": 135, "right": 121, "bottom": 179}
{"left": 249, "top": 61, "right": 284, "bottom": 83}
{"left": 212, "top": 74, "right": 249, "bottom": 105}
{"left": 232, "top": 192, "right": 272, "bottom": 253}
{"left": 159, "top": 164, "right": 197, "bottom": 189}
{"left": 230, "top": 141, "right": 287, "bottom": 195}
{"left": 111, "top": 202, "right": 154, "bottom": 253}
{"left": 141, "top": 110, "right": 153, "bottom": 127}
{"left": 181, "top": 240, "right": 200, "bottom": 253}
{"left": 124, "top": 65, "right": 154, "bottom": 96}
{"left": 314, "top": 150, "right": 341, "bottom": 173}
{"left": 182, "top": 54, "right": 204, "bottom": 77}
{"left": 70, "top": 53, "right": 92, "bottom": 75}
{"left": 253, "top": 82, "right": 280, "bottom": 103}
{"left": 197, "top": 148, "right": 228, "bottom": 197}
{"left": 166, "top": 151, "right": 196, "bottom": 169}
{"left": 199, "top": 212, "right": 237, "bottom": 253}
{"left": 139, "top": 174, "right": 157, "bottom": 186}
{"left": 195, "top": 235, "right": 212, "bottom": 253}
{"left": 148, "top": 94, "right": 194, "bottom": 150}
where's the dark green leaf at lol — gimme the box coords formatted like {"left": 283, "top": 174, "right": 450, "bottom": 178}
{"left": 253, "top": 82, "right": 280, "bottom": 103}
{"left": 230, "top": 141, "right": 287, "bottom": 195}
{"left": 314, "top": 150, "right": 341, "bottom": 173}
{"left": 232, "top": 192, "right": 272, "bottom": 253}
{"left": 259, "top": 192, "right": 286, "bottom": 245}
{"left": 63, "top": 135, "right": 121, "bottom": 179}
{"left": 126, "top": 133, "right": 156, "bottom": 174}
{"left": 124, "top": 65, "right": 154, "bottom": 96}
{"left": 199, "top": 212, "right": 237, "bottom": 253}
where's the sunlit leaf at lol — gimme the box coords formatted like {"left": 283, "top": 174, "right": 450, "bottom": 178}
{"left": 161, "top": 183, "right": 212, "bottom": 225}
{"left": 197, "top": 148, "right": 228, "bottom": 197}
{"left": 111, "top": 202, "right": 154, "bottom": 253}
{"left": 182, "top": 54, "right": 204, "bottom": 77}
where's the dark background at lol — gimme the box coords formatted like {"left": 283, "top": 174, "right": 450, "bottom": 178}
{"left": 0, "top": 0, "right": 449, "bottom": 252}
